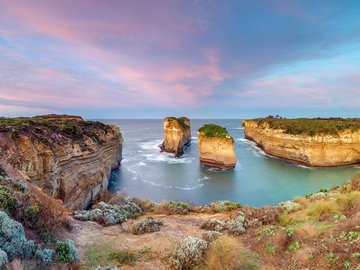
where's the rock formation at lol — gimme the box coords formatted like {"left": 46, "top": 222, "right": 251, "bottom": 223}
{"left": 161, "top": 117, "right": 191, "bottom": 157}
{"left": 198, "top": 124, "right": 236, "bottom": 169}
{"left": 0, "top": 115, "right": 122, "bottom": 210}
{"left": 242, "top": 119, "right": 360, "bottom": 167}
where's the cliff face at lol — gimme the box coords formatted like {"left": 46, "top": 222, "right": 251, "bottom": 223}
{"left": 161, "top": 117, "right": 191, "bottom": 157}
{"left": 198, "top": 125, "right": 236, "bottom": 169}
{"left": 242, "top": 120, "right": 360, "bottom": 167}
{"left": 0, "top": 116, "right": 122, "bottom": 210}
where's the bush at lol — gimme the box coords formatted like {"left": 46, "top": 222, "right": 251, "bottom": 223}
{"left": 155, "top": 201, "right": 192, "bottom": 215}
{"left": 35, "top": 248, "right": 55, "bottom": 265}
{"left": 0, "top": 249, "right": 8, "bottom": 268}
{"left": 199, "top": 235, "right": 260, "bottom": 270}
{"left": 74, "top": 200, "right": 141, "bottom": 226}
{"left": 0, "top": 187, "right": 17, "bottom": 212}
{"left": 202, "top": 231, "right": 223, "bottom": 242}
{"left": 0, "top": 211, "right": 35, "bottom": 260}
{"left": 55, "top": 239, "right": 79, "bottom": 263}
{"left": 132, "top": 217, "right": 163, "bottom": 235}
{"left": 200, "top": 214, "right": 246, "bottom": 236}
{"left": 170, "top": 236, "right": 210, "bottom": 270}
{"left": 95, "top": 267, "right": 119, "bottom": 270}
{"left": 306, "top": 200, "right": 340, "bottom": 220}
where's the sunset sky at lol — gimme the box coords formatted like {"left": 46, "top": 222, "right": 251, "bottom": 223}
{"left": 0, "top": 0, "right": 359, "bottom": 119}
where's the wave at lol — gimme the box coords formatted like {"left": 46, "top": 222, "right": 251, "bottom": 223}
{"left": 139, "top": 140, "right": 163, "bottom": 150}
{"left": 237, "top": 138, "right": 267, "bottom": 157}
{"left": 232, "top": 127, "right": 244, "bottom": 130}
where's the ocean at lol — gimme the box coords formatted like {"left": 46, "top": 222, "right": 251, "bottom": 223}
{"left": 99, "top": 119, "right": 360, "bottom": 207}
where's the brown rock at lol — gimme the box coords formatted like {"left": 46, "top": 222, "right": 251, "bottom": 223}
{"left": 161, "top": 117, "right": 191, "bottom": 157}
{"left": 198, "top": 124, "right": 236, "bottom": 169}
{"left": 242, "top": 120, "right": 360, "bottom": 166}
{"left": 0, "top": 116, "right": 122, "bottom": 210}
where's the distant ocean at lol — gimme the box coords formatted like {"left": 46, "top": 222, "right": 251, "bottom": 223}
{"left": 99, "top": 119, "right": 360, "bottom": 207}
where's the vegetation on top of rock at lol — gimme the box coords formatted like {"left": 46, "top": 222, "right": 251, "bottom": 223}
{"left": 198, "top": 124, "right": 232, "bottom": 140}
{"left": 246, "top": 116, "right": 360, "bottom": 136}
{"left": 0, "top": 116, "right": 110, "bottom": 142}
{"left": 131, "top": 217, "right": 163, "bottom": 235}
{"left": 74, "top": 200, "right": 142, "bottom": 226}
{"left": 166, "top": 116, "right": 190, "bottom": 129}
{"left": 170, "top": 236, "right": 210, "bottom": 270}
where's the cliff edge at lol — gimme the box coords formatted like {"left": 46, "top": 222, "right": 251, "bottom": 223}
{"left": 198, "top": 124, "right": 236, "bottom": 169}
{"left": 161, "top": 117, "right": 191, "bottom": 157}
{"left": 242, "top": 117, "right": 360, "bottom": 167}
{"left": 0, "top": 115, "right": 122, "bottom": 210}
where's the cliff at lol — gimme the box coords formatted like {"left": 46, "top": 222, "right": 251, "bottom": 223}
{"left": 161, "top": 117, "right": 191, "bottom": 157}
{"left": 198, "top": 124, "right": 236, "bottom": 169}
{"left": 0, "top": 115, "right": 122, "bottom": 210}
{"left": 242, "top": 118, "right": 360, "bottom": 167}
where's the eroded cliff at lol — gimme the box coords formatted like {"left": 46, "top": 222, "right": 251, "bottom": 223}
{"left": 198, "top": 124, "right": 236, "bottom": 169}
{"left": 0, "top": 116, "right": 122, "bottom": 210}
{"left": 242, "top": 119, "right": 360, "bottom": 167}
{"left": 161, "top": 117, "right": 191, "bottom": 157}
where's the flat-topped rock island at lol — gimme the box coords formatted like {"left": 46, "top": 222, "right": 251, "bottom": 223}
{"left": 242, "top": 117, "right": 360, "bottom": 167}
{"left": 198, "top": 124, "right": 237, "bottom": 169}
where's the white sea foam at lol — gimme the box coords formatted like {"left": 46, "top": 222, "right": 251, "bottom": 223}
{"left": 139, "top": 140, "right": 162, "bottom": 150}
{"left": 237, "top": 138, "right": 267, "bottom": 157}
{"left": 232, "top": 127, "right": 244, "bottom": 130}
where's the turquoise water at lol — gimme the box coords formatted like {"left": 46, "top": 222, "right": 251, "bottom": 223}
{"left": 101, "top": 119, "right": 360, "bottom": 207}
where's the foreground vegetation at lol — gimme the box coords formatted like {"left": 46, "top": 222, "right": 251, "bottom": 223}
{"left": 2, "top": 160, "right": 360, "bottom": 269}
{"left": 0, "top": 166, "right": 78, "bottom": 269}
{"left": 247, "top": 116, "right": 360, "bottom": 136}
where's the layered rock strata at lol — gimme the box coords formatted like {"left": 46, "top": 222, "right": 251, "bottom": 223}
{"left": 0, "top": 115, "right": 122, "bottom": 210}
{"left": 198, "top": 124, "right": 236, "bottom": 169}
{"left": 161, "top": 117, "right": 191, "bottom": 157}
{"left": 242, "top": 119, "right": 360, "bottom": 167}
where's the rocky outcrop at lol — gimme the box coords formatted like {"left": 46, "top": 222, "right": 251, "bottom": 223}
{"left": 198, "top": 124, "right": 236, "bottom": 169}
{"left": 0, "top": 116, "right": 122, "bottom": 210}
{"left": 242, "top": 120, "right": 360, "bottom": 167}
{"left": 161, "top": 117, "right": 191, "bottom": 157}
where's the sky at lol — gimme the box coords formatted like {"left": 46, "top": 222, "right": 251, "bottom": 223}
{"left": 0, "top": 0, "right": 360, "bottom": 119}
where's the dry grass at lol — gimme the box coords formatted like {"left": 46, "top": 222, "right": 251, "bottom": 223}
{"left": 336, "top": 191, "right": 360, "bottom": 211}
{"left": 306, "top": 200, "right": 340, "bottom": 220}
{"left": 197, "top": 235, "right": 260, "bottom": 270}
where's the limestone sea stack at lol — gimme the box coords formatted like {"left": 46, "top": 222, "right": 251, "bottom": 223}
{"left": 198, "top": 124, "right": 236, "bottom": 169}
{"left": 242, "top": 117, "right": 360, "bottom": 167}
{"left": 0, "top": 115, "right": 122, "bottom": 210}
{"left": 161, "top": 117, "right": 191, "bottom": 157}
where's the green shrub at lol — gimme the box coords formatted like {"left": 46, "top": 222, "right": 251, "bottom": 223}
{"left": 0, "top": 211, "right": 35, "bottom": 259}
{"left": 74, "top": 200, "right": 141, "bottom": 226}
{"left": 198, "top": 124, "right": 232, "bottom": 140}
{"left": 0, "top": 187, "right": 17, "bottom": 212}
{"left": 131, "top": 217, "right": 163, "bottom": 235}
{"left": 264, "top": 242, "right": 277, "bottom": 255}
{"left": 0, "top": 249, "right": 8, "bottom": 268}
{"left": 170, "top": 236, "right": 210, "bottom": 270}
{"left": 35, "top": 248, "right": 55, "bottom": 265}
{"left": 55, "top": 239, "right": 79, "bottom": 263}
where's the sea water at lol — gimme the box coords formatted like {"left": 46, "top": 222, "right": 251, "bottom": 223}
{"left": 100, "top": 119, "right": 359, "bottom": 207}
